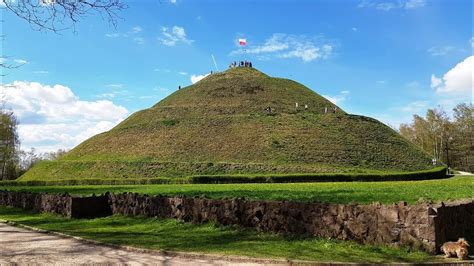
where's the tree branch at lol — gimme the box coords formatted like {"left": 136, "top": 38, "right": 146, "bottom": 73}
{"left": 2, "top": 0, "right": 127, "bottom": 33}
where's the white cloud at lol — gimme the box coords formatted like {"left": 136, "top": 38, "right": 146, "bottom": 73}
{"left": 153, "top": 86, "right": 172, "bottom": 95}
{"left": 377, "top": 56, "right": 472, "bottom": 128}
{"left": 377, "top": 2, "right": 398, "bottom": 11}
{"left": 323, "top": 90, "right": 350, "bottom": 105}
{"left": 14, "top": 59, "right": 28, "bottom": 64}
{"left": 231, "top": 34, "right": 333, "bottom": 62}
{"left": 18, "top": 121, "right": 120, "bottom": 153}
{"left": 139, "top": 95, "right": 154, "bottom": 100}
{"left": 241, "top": 34, "right": 289, "bottom": 53}
{"left": 105, "top": 33, "right": 121, "bottom": 38}
{"left": 405, "top": 0, "right": 426, "bottom": 9}
{"left": 430, "top": 74, "right": 442, "bottom": 88}
{"left": 370, "top": 113, "right": 410, "bottom": 129}
{"left": 427, "top": 46, "right": 456, "bottom": 56}
{"left": 324, "top": 95, "right": 345, "bottom": 105}
{"left": 368, "top": 56, "right": 470, "bottom": 129}
{"left": 98, "top": 84, "right": 128, "bottom": 99}
{"left": 358, "top": 0, "right": 425, "bottom": 11}
{"left": 170, "top": 0, "right": 177, "bottom": 4}
{"left": 190, "top": 73, "right": 210, "bottom": 84}
{"left": 96, "top": 93, "right": 116, "bottom": 99}
{"left": 106, "top": 84, "right": 124, "bottom": 89}
{"left": 154, "top": 69, "right": 186, "bottom": 76}
{"left": 405, "top": 80, "right": 422, "bottom": 89}
{"left": 399, "top": 100, "right": 429, "bottom": 112}
{"left": 431, "top": 56, "right": 473, "bottom": 96}
{"left": 33, "top": 70, "right": 49, "bottom": 74}
{"left": 279, "top": 44, "right": 332, "bottom": 62}
{"left": 154, "top": 68, "right": 172, "bottom": 73}
{"left": 130, "top": 26, "right": 142, "bottom": 34}
{"left": 0, "top": 81, "right": 128, "bottom": 152}
{"left": 133, "top": 37, "right": 145, "bottom": 45}
{"left": 105, "top": 26, "right": 144, "bottom": 44}
{"left": 160, "top": 26, "right": 193, "bottom": 46}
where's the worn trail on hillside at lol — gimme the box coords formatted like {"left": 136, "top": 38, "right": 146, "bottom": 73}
{"left": 0, "top": 222, "right": 263, "bottom": 265}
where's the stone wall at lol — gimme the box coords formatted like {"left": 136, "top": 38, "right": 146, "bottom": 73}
{"left": 1, "top": 190, "right": 472, "bottom": 254}
{"left": 432, "top": 200, "right": 474, "bottom": 251}
{"left": 0, "top": 191, "right": 72, "bottom": 217}
{"left": 108, "top": 193, "right": 439, "bottom": 253}
{"left": 0, "top": 191, "right": 111, "bottom": 218}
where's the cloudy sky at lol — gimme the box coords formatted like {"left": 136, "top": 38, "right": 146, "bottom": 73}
{"left": 1, "top": 0, "right": 472, "bottom": 152}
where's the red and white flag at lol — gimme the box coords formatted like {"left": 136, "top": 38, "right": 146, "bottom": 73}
{"left": 238, "top": 38, "right": 247, "bottom": 46}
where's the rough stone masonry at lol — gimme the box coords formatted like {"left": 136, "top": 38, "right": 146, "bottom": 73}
{"left": 0, "top": 190, "right": 472, "bottom": 254}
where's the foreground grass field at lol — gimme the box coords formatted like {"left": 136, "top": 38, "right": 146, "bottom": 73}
{"left": 0, "top": 206, "right": 433, "bottom": 263}
{"left": 2, "top": 175, "right": 472, "bottom": 204}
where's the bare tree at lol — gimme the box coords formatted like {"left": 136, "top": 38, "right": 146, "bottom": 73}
{"left": 0, "top": 55, "right": 25, "bottom": 73}
{"left": 0, "top": 33, "right": 23, "bottom": 72}
{"left": 1, "top": 0, "right": 126, "bottom": 72}
{"left": 17, "top": 148, "right": 69, "bottom": 176}
{"left": 2, "top": 0, "right": 127, "bottom": 32}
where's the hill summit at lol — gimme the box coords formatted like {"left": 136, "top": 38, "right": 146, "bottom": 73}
{"left": 21, "top": 67, "right": 435, "bottom": 182}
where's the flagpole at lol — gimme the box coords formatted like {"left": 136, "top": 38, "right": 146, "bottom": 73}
{"left": 211, "top": 54, "right": 219, "bottom": 72}
{"left": 238, "top": 38, "right": 247, "bottom": 63}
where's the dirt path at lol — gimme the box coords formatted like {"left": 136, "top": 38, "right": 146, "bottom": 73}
{"left": 0, "top": 222, "right": 266, "bottom": 265}
{"left": 457, "top": 171, "right": 473, "bottom": 175}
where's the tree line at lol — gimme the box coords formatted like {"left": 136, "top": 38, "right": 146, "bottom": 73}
{"left": 399, "top": 103, "right": 473, "bottom": 172}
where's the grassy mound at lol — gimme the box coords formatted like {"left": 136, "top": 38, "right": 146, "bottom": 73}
{"left": 20, "top": 67, "right": 437, "bottom": 182}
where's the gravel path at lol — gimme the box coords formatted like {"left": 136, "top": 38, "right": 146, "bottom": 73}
{"left": 0, "top": 222, "right": 265, "bottom": 265}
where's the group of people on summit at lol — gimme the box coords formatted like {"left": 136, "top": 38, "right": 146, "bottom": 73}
{"left": 229, "top": 60, "right": 253, "bottom": 68}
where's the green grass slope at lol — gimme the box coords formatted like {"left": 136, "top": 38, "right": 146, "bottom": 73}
{"left": 20, "top": 67, "right": 436, "bottom": 182}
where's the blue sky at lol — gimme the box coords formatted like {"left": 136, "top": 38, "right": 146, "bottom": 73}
{"left": 1, "top": 0, "right": 473, "bottom": 152}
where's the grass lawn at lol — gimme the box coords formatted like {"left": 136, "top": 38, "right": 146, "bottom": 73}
{"left": 0, "top": 206, "right": 433, "bottom": 263}
{"left": 1, "top": 175, "right": 473, "bottom": 204}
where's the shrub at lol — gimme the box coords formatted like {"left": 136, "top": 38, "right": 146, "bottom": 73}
{"left": 1, "top": 167, "right": 447, "bottom": 186}
{"left": 188, "top": 167, "right": 447, "bottom": 184}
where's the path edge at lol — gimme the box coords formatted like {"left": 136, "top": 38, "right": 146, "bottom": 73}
{"left": 0, "top": 219, "right": 467, "bottom": 265}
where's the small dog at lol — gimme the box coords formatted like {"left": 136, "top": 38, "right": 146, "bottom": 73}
{"left": 441, "top": 238, "right": 470, "bottom": 260}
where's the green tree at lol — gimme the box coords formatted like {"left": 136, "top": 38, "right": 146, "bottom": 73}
{"left": 0, "top": 109, "right": 20, "bottom": 180}
{"left": 451, "top": 103, "right": 474, "bottom": 171}
{"left": 400, "top": 115, "right": 432, "bottom": 153}
{"left": 399, "top": 104, "right": 473, "bottom": 172}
